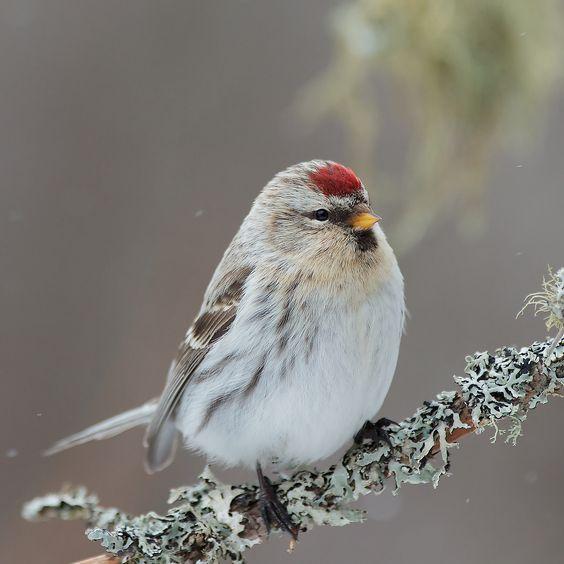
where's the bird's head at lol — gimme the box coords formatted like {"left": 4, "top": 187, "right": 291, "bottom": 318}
{"left": 244, "top": 160, "right": 396, "bottom": 286}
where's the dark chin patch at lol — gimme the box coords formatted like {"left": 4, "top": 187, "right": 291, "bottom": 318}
{"left": 353, "top": 229, "right": 378, "bottom": 252}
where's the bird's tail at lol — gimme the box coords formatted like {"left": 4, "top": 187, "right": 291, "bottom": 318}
{"left": 44, "top": 399, "right": 158, "bottom": 456}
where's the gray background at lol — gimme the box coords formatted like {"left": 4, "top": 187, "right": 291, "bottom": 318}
{"left": 1, "top": 1, "right": 563, "bottom": 563}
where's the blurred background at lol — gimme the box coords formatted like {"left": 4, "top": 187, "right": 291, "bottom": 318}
{"left": 1, "top": 1, "right": 563, "bottom": 562}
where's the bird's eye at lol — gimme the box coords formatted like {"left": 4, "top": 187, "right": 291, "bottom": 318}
{"left": 314, "top": 209, "right": 329, "bottom": 222}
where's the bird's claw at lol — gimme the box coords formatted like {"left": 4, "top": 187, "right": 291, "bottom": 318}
{"left": 354, "top": 417, "right": 399, "bottom": 449}
{"left": 256, "top": 464, "right": 299, "bottom": 541}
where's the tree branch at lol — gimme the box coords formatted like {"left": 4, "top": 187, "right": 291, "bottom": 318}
{"left": 23, "top": 269, "right": 564, "bottom": 563}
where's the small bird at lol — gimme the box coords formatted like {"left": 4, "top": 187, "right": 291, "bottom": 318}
{"left": 47, "top": 160, "right": 405, "bottom": 538}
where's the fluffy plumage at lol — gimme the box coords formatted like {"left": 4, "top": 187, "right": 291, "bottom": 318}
{"left": 47, "top": 160, "right": 405, "bottom": 476}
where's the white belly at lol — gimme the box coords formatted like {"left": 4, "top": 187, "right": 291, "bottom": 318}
{"left": 176, "top": 269, "right": 404, "bottom": 469}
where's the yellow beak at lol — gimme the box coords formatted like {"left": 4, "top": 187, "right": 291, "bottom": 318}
{"left": 349, "top": 212, "right": 381, "bottom": 231}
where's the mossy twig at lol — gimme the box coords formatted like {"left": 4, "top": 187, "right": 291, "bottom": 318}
{"left": 23, "top": 268, "right": 564, "bottom": 563}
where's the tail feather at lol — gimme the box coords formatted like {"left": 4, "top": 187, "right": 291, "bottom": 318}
{"left": 144, "top": 418, "right": 178, "bottom": 474}
{"left": 44, "top": 399, "right": 158, "bottom": 456}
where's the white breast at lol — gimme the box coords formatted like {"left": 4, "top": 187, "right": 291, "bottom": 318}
{"left": 176, "top": 259, "right": 404, "bottom": 469}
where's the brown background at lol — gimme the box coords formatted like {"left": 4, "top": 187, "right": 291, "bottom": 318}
{"left": 1, "top": 1, "right": 563, "bottom": 563}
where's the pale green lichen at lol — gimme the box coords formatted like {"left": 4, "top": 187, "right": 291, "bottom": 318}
{"left": 519, "top": 267, "right": 564, "bottom": 364}
{"left": 519, "top": 267, "right": 564, "bottom": 331}
{"left": 23, "top": 271, "right": 564, "bottom": 563}
{"left": 296, "top": 0, "right": 562, "bottom": 253}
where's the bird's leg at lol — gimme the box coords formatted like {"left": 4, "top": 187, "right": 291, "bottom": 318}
{"left": 354, "top": 417, "right": 399, "bottom": 449}
{"left": 256, "top": 462, "right": 299, "bottom": 541}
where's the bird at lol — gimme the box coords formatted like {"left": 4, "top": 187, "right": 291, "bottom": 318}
{"left": 46, "top": 160, "right": 405, "bottom": 539}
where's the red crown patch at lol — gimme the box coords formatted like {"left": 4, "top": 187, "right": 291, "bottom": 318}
{"left": 309, "top": 162, "right": 362, "bottom": 197}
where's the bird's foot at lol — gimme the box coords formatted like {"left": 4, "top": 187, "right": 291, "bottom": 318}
{"left": 256, "top": 463, "right": 299, "bottom": 541}
{"left": 354, "top": 417, "right": 399, "bottom": 449}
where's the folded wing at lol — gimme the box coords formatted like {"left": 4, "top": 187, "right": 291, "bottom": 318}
{"left": 143, "top": 265, "right": 252, "bottom": 473}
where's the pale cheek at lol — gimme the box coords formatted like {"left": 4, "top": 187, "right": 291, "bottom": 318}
{"left": 268, "top": 222, "right": 316, "bottom": 256}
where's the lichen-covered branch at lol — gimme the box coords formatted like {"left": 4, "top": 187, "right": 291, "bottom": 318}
{"left": 23, "top": 269, "right": 564, "bottom": 563}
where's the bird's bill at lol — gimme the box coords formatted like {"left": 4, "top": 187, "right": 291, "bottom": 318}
{"left": 348, "top": 212, "right": 381, "bottom": 231}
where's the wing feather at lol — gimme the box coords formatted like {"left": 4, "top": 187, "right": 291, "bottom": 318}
{"left": 144, "top": 265, "right": 251, "bottom": 472}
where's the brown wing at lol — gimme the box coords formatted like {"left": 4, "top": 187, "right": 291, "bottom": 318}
{"left": 144, "top": 266, "right": 251, "bottom": 473}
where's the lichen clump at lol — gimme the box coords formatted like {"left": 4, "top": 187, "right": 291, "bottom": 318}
{"left": 298, "top": 0, "right": 562, "bottom": 252}
{"left": 520, "top": 267, "right": 564, "bottom": 331}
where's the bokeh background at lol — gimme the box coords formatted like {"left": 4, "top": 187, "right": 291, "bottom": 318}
{"left": 1, "top": 1, "right": 563, "bottom": 563}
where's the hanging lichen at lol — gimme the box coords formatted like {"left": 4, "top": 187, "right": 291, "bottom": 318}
{"left": 297, "top": 0, "right": 562, "bottom": 252}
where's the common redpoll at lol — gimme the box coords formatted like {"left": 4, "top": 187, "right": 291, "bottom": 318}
{"left": 47, "top": 160, "right": 405, "bottom": 538}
